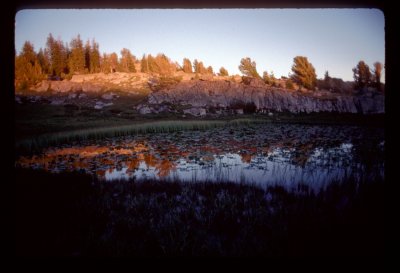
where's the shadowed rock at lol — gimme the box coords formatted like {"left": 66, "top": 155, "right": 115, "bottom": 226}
{"left": 148, "top": 80, "right": 384, "bottom": 114}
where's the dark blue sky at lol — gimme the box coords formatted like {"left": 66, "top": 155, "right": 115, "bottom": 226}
{"left": 15, "top": 9, "right": 385, "bottom": 81}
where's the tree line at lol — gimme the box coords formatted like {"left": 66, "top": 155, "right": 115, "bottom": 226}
{"left": 238, "top": 56, "right": 383, "bottom": 92}
{"left": 15, "top": 33, "right": 223, "bottom": 90}
{"left": 15, "top": 33, "right": 383, "bottom": 93}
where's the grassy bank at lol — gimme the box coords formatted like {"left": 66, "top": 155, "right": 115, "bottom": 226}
{"left": 15, "top": 101, "right": 384, "bottom": 155}
{"left": 15, "top": 168, "right": 384, "bottom": 257}
{"left": 15, "top": 100, "right": 384, "bottom": 139}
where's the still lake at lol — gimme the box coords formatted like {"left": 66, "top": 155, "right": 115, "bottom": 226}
{"left": 16, "top": 123, "right": 384, "bottom": 191}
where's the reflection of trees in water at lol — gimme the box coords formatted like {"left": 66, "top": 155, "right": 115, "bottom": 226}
{"left": 240, "top": 153, "right": 252, "bottom": 164}
{"left": 156, "top": 160, "right": 177, "bottom": 178}
{"left": 15, "top": 139, "right": 357, "bottom": 176}
{"left": 16, "top": 124, "right": 384, "bottom": 182}
{"left": 127, "top": 157, "right": 141, "bottom": 171}
{"left": 144, "top": 154, "right": 158, "bottom": 168}
{"left": 289, "top": 143, "right": 315, "bottom": 167}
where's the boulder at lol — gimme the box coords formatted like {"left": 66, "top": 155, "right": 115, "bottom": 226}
{"left": 235, "top": 109, "right": 244, "bottom": 115}
{"left": 101, "top": 93, "right": 115, "bottom": 100}
{"left": 94, "top": 101, "right": 113, "bottom": 109}
{"left": 138, "top": 106, "right": 152, "bottom": 115}
{"left": 32, "top": 80, "right": 50, "bottom": 92}
{"left": 50, "top": 99, "right": 65, "bottom": 105}
{"left": 82, "top": 82, "right": 102, "bottom": 92}
{"left": 183, "top": 107, "right": 207, "bottom": 117}
{"left": 49, "top": 81, "right": 72, "bottom": 92}
{"left": 68, "top": 93, "right": 77, "bottom": 99}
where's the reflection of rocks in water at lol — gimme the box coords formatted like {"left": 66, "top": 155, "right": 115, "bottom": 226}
{"left": 16, "top": 123, "right": 384, "bottom": 190}
{"left": 240, "top": 153, "right": 252, "bottom": 164}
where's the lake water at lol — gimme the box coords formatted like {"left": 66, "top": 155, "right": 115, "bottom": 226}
{"left": 16, "top": 123, "right": 384, "bottom": 191}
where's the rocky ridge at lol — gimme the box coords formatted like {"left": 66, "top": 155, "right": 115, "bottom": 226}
{"left": 147, "top": 78, "right": 384, "bottom": 114}
{"left": 24, "top": 73, "right": 384, "bottom": 115}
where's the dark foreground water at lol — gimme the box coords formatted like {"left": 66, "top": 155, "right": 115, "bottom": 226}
{"left": 16, "top": 123, "right": 384, "bottom": 191}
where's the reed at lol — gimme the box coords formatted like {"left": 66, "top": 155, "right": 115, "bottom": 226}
{"left": 15, "top": 119, "right": 259, "bottom": 154}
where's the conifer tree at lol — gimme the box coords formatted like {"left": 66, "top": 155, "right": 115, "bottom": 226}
{"left": 109, "top": 52, "right": 119, "bottom": 73}
{"left": 90, "top": 39, "right": 101, "bottom": 73}
{"left": 84, "top": 40, "right": 91, "bottom": 73}
{"left": 373, "top": 62, "right": 383, "bottom": 91}
{"left": 46, "top": 33, "right": 68, "bottom": 77}
{"left": 238, "top": 57, "right": 261, "bottom": 78}
{"left": 15, "top": 41, "right": 43, "bottom": 89}
{"left": 120, "top": 48, "right": 136, "bottom": 72}
{"left": 263, "top": 71, "right": 271, "bottom": 84}
{"left": 193, "top": 60, "right": 207, "bottom": 74}
{"left": 183, "top": 58, "right": 193, "bottom": 73}
{"left": 219, "top": 67, "right": 229, "bottom": 76}
{"left": 37, "top": 48, "right": 50, "bottom": 75}
{"left": 291, "top": 56, "right": 317, "bottom": 90}
{"left": 352, "top": 60, "right": 371, "bottom": 89}
{"left": 141, "top": 54, "right": 149, "bottom": 73}
{"left": 68, "top": 35, "right": 85, "bottom": 74}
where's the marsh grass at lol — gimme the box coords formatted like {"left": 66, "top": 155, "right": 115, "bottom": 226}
{"left": 15, "top": 168, "right": 384, "bottom": 257}
{"left": 15, "top": 119, "right": 259, "bottom": 155}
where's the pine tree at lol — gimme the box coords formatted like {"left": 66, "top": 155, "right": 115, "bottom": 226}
{"left": 207, "top": 66, "right": 214, "bottom": 75}
{"left": 199, "top": 62, "right": 207, "bottom": 74}
{"left": 100, "top": 53, "right": 111, "bottom": 74}
{"left": 20, "top": 41, "right": 36, "bottom": 65}
{"left": 84, "top": 40, "right": 91, "bottom": 73}
{"left": 141, "top": 54, "right": 149, "bottom": 73}
{"left": 270, "top": 71, "right": 276, "bottom": 86}
{"left": 263, "top": 71, "right": 271, "bottom": 84}
{"left": 109, "top": 52, "right": 119, "bottom": 73}
{"left": 285, "top": 79, "right": 295, "bottom": 90}
{"left": 120, "top": 48, "right": 136, "bottom": 72}
{"left": 373, "top": 62, "right": 383, "bottom": 91}
{"left": 323, "top": 71, "right": 332, "bottom": 90}
{"left": 219, "top": 67, "right": 229, "bottom": 76}
{"left": 68, "top": 34, "right": 85, "bottom": 74}
{"left": 90, "top": 39, "right": 101, "bottom": 73}
{"left": 37, "top": 48, "right": 50, "bottom": 75}
{"left": 193, "top": 59, "right": 199, "bottom": 73}
{"left": 46, "top": 33, "right": 68, "bottom": 77}
{"left": 147, "top": 54, "right": 156, "bottom": 73}
{"left": 193, "top": 60, "right": 207, "bottom": 74}
{"left": 291, "top": 56, "right": 317, "bottom": 90}
{"left": 238, "top": 57, "right": 261, "bottom": 78}
{"left": 146, "top": 54, "right": 175, "bottom": 75}
{"left": 182, "top": 58, "right": 193, "bottom": 73}
{"left": 15, "top": 41, "right": 43, "bottom": 90}
{"left": 352, "top": 60, "right": 371, "bottom": 90}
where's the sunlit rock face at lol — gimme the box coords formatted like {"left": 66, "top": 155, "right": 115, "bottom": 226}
{"left": 30, "top": 76, "right": 384, "bottom": 114}
{"left": 32, "top": 80, "right": 102, "bottom": 93}
{"left": 31, "top": 72, "right": 150, "bottom": 93}
{"left": 148, "top": 80, "right": 384, "bottom": 114}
